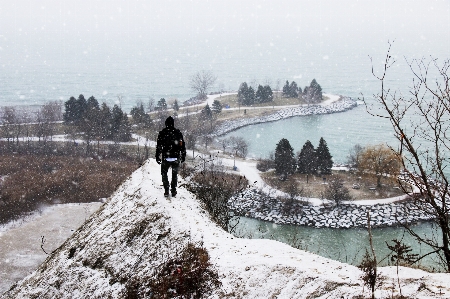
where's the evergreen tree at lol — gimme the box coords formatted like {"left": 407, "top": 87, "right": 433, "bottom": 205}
{"left": 111, "top": 104, "right": 124, "bottom": 140}
{"left": 274, "top": 138, "right": 296, "bottom": 176}
{"left": 63, "top": 94, "right": 87, "bottom": 125}
{"left": 201, "top": 103, "right": 213, "bottom": 120}
{"left": 157, "top": 98, "right": 167, "bottom": 110}
{"left": 282, "top": 80, "right": 290, "bottom": 97}
{"left": 78, "top": 96, "right": 101, "bottom": 147}
{"left": 211, "top": 99, "right": 222, "bottom": 114}
{"left": 255, "top": 85, "right": 265, "bottom": 103}
{"left": 63, "top": 96, "right": 77, "bottom": 124}
{"left": 244, "top": 86, "right": 255, "bottom": 105}
{"left": 238, "top": 82, "right": 249, "bottom": 106}
{"left": 99, "top": 102, "right": 112, "bottom": 140}
{"left": 297, "top": 140, "right": 317, "bottom": 174}
{"left": 316, "top": 137, "right": 333, "bottom": 174}
{"left": 306, "top": 79, "right": 323, "bottom": 103}
{"left": 173, "top": 99, "right": 180, "bottom": 112}
{"left": 130, "top": 102, "right": 152, "bottom": 128}
{"left": 75, "top": 94, "right": 88, "bottom": 121}
{"left": 118, "top": 113, "right": 132, "bottom": 142}
{"left": 289, "top": 81, "right": 299, "bottom": 97}
{"left": 263, "top": 85, "right": 273, "bottom": 102}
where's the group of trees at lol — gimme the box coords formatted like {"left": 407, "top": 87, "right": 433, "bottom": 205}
{"left": 0, "top": 101, "right": 63, "bottom": 147}
{"left": 130, "top": 102, "right": 152, "bottom": 128}
{"left": 218, "top": 136, "right": 249, "bottom": 158}
{"left": 199, "top": 100, "right": 223, "bottom": 121}
{"left": 64, "top": 95, "right": 132, "bottom": 144}
{"left": 274, "top": 137, "right": 333, "bottom": 178}
{"left": 282, "top": 79, "right": 323, "bottom": 103}
{"left": 237, "top": 82, "right": 274, "bottom": 106}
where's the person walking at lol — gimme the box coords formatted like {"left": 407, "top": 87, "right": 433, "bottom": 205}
{"left": 155, "top": 116, "right": 186, "bottom": 197}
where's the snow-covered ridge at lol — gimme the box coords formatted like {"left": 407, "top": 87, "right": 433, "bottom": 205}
{"left": 2, "top": 160, "right": 449, "bottom": 298}
{"left": 213, "top": 96, "right": 357, "bottom": 136}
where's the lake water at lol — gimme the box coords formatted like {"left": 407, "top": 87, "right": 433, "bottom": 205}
{"left": 222, "top": 104, "right": 395, "bottom": 163}
{"left": 232, "top": 217, "right": 444, "bottom": 271}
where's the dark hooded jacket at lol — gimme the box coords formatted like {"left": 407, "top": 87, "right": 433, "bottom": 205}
{"left": 156, "top": 116, "right": 186, "bottom": 161}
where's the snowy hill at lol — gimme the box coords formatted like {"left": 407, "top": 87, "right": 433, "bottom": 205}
{"left": 2, "top": 159, "right": 450, "bottom": 298}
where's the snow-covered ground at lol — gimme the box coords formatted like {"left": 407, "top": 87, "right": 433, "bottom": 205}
{"left": 0, "top": 203, "right": 102, "bottom": 294}
{"left": 2, "top": 159, "right": 449, "bottom": 298}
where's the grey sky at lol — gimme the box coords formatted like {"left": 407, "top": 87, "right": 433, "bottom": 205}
{"left": 1, "top": 0, "right": 449, "bottom": 46}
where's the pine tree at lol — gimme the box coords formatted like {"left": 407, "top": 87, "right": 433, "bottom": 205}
{"left": 297, "top": 140, "right": 317, "bottom": 174}
{"left": 255, "top": 85, "right": 265, "bottom": 103}
{"left": 289, "top": 81, "right": 299, "bottom": 97}
{"left": 111, "top": 104, "right": 124, "bottom": 140}
{"left": 99, "top": 103, "right": 112, "bottom": 140}
{"left": 118, "top": 113, "right": 132, "bottom": 142}
{"left": 63, "top": 96, "right": 77, "bottom": 124}
{"left": 201, "top": 104, "right": 213, "bottom": 120}
{"left": 63, "top": 94, "right": 87, "bottom": 125}
{"left": 211, "top": 99, "right": 222, "bottom": 114}
{"left": 316, "top": 137, "right": 333, "bottom": 174}
{"left": 82, "top": 96, "right": 101, "bottom": 144}
{"left": 263, "top": 85, "right": 273, "bottom": 102}
{"left": 274, "top": 138, "right": 296, "bottom": 176}
{"left": 157, "top": 98, "right": 167, "bottom": 110}
{"left": 307, "top": 79, "right": 323, "bottom": 103}
{"left": 238, "top": 82, "right": 249, "bottom": 106}
{"left": 282, "top": 80, "right": 290, "bottom": 97}
{"left": 245, "top": 86, "right": 255, "bottom": 105}
{"left": 173, "top": 99, "right": 180, "bottom": 112}
{"left": 130, "top": 102, "right": 152, "bottom": 128}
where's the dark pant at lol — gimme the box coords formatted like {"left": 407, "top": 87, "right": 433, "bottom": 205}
{"left": 161, "top": 159, "right": 179, "bottom": 193}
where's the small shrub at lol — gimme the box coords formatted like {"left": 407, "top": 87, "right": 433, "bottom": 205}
{"left": 358, "top": 249, "right": 378, "bottom": 299}
{"left": 185, "top": 156, "right": 248, "bottom": 232}
{"left": 126, "top": 242, "right": 221, "bottom": 299}
{"left": 256, "top": 159, "right": 275, "bottom": 172}
{"left": 323, "top": 178, "right": 352, "bottom": 205}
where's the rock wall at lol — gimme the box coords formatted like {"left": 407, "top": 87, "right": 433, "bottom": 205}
{"left": 229, "top": 188, "right": 433, "bottom": 228}
{"left": 214, "top": 97, "right": 357, "bottom": 136}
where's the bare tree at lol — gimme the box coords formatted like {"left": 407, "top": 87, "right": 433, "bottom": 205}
{"left": 190, "top": 70, "right": 217, "bottom": 100}
{"left": 364, "top": 42, "right": 450, "bottom": 271}
{"left": 219, "top": 138, "right": 230, "bottom": 154}
{"left": 147, "top": 97, "right": 155, "bottom": 113}
{"left": 1, "top": 106, "right": 17, "bottom": 146}
{"left": 229, "top": 136, "right": 249, "bottom": 158}
{"left": 37, "top": 101, "right": 63, "bottom": 142}
{"left": 358, "top": 144, "right": 401, "bottom": 187}
{"left": 347, "top": 144, "right": 364, "bottom": 169}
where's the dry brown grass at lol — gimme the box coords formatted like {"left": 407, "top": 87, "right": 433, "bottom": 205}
{"left": 0, "top": 153, "right": 139, "bottom": 224}
{"left": 260, "top": 170, "right": 404, "bottom": 201}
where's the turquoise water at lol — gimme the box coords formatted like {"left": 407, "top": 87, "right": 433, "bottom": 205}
{"left": 221, "top": 104, "right": 395, "bottom": 163}
{"left": 233, "top": 217, "right": 444, "bottom": 271}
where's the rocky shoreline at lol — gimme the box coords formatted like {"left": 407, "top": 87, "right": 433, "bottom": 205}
{"left": 229, "top": 188, "right": 433, "bottom": 229}
{"left": 214, "top": 96, "right": 357, "bottom": 136}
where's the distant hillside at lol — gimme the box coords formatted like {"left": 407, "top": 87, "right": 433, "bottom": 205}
{"left": 2, "top": 160, "right": 449, "bottom": 298}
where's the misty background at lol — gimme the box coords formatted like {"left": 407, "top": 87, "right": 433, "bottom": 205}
{"left": 1, "top": 0, "right": 449, "bottom": 111}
